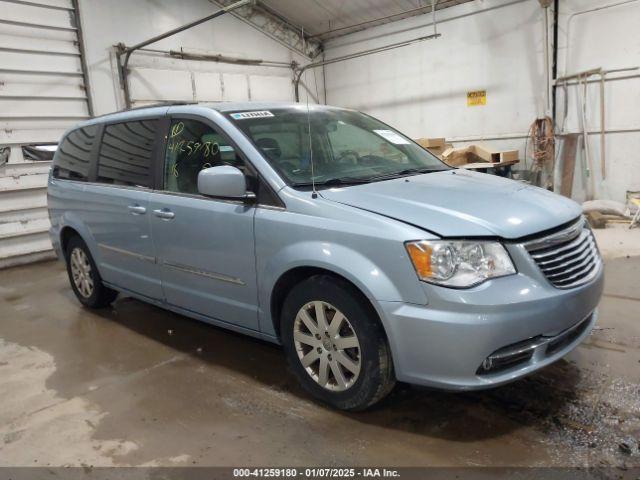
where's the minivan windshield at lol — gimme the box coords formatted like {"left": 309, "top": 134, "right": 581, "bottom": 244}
{"left": 227, "top": 107, "right": 449, "bottom": 187}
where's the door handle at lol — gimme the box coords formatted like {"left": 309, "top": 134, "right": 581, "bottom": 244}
{"left": 153, "top": 208, "right": 175, "bottom": 220}
{"left": 128, "top": 205, "right": 146, "bottom": 215}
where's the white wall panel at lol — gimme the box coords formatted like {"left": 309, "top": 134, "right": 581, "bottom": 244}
{"left": 324, "top": 0, "right": 543, "bottom": 140}
{"left": 554, "top": 0, "right": 640, "bottom": 202}
{"left": 1, "top": 1, "right": 75, "bottom": 29}
{"left": 193, "top": 72, "right": 223, "bottom": 101}
{"left": 1, "top": 99, "right": 88, "bottom": 118}
{"left": 0, "top": 73, "right": 86, "bottom": 98}
{"left": 222, "top": 73, "right": 249, "bottom": 101}
{"left": 77, "top": 0, "right": 321, "bottom": 114}
{"left": 249, "top": 74, "right": 293, "bottom": 101}
{"left": 0, "top": 50, "right": 82, "bottom": 74}
{"left": 323, "top": 0, "right": 640, "bottom": 203}
{"left": 0, "top": 233, "right": 52, "bottom": 265}
{"left": 0, "top": 172, "right": 49, "bottom": 192}
{"left": 129, "top": 68, "right": 194, "bottom": 102}
{"left": 27, "top": 0, "right": 73, "bottom": 9}
{"left": 0, "top": 119, "right": 77, "bottom": 145}
{"left": 0, "top": 189, "right": 48, "bottom": 213}
{"left": 0, "top": 0, "right": 90, "bottom": 267}
{"left": 0, "top": 33, "right": 80, "bottom": 55}
{"left": 0, "top": 23, "right": 77, "bottom": 42}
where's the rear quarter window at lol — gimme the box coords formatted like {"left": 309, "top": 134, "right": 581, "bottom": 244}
{"left": 52, "top": 125, "right": 98, "bottom": 181}
{"left": 96, "top": 119, "right": 157, "bottom": 188}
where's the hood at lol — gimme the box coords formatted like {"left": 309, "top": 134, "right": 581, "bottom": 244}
{"left": 320, "top": 170, "right": 581, "bottom": 239}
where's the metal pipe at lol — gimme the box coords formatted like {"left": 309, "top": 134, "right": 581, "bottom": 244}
{"left": 431, "top": 0, "right": 438, "bottom": 36}
{"left": 118, "top": 0, "right": 252, "bottom": 109}
{"left": 577, "top": 75, "right": 595, "bottom": 199}
{"left": 551, "top": 0, "right": 559, "bottom": 124}
{"left": 294, "top": 32, "right": 441, "bottom": 101}
{"left": 542, "top": 5, "right": 551, "bottom": 115}
{"left": 168, "top": 48, "right": 292, "bottom": 68}
{"left": 125, "top": 0, "right": 252, "bottom": 54}
{"left": 557, "top": 70, "right": 640, "bottom": 87}
{"left": 444, "top": 126, "right": 640, "bottom": 144}
{"left": 71, "top": 0, "right": 94, "bottom": 117}
{"left": 554, "top": 67, "right": 602, "bottom": 83}
{"left": 600, "top": 73, "right": 606, "bottom": 179}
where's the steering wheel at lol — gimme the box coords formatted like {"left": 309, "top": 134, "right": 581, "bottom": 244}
{"left": 337, "top": 150, "right": 360, "bottom": 165}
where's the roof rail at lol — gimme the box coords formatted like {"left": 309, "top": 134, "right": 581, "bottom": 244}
{"left": 89, "top": 101, "right": 199, "bottom": 120}
{"left": 123, "top": 101, "right": 198, "bottom": 112}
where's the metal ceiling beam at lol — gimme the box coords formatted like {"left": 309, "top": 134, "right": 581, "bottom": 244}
{"left": 306, "top": 0, "right": 473, "bottom": 41}
{"left": 208, "top": 0, "right": 322, "bottom": 59}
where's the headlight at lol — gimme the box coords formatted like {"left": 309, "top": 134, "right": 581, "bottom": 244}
{"left": 405, "top": 240, "right": 516, "bottom": 288}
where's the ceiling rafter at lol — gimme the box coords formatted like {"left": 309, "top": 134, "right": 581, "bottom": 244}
{"left": 208, "top": 0, "right": 322, "bottom": 59}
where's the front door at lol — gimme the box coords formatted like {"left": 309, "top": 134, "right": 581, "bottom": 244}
{"left": 149, "top": 117, "right": 259, "bottom": 330}
{"left": 84, "top": 118, "right": 163, "bottom": 300}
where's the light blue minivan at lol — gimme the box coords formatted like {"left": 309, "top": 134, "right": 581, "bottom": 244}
{"left": 48, "top": 102, "right": 603, "bottom": 410}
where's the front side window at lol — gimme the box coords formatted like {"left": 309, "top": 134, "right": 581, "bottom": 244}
{"left": 163, "top": 119, "right": 244, "bottom": 195}
{"left": 53, "top": 125, "right": 97, "bottom": 181}
{"left": 227, "top": 107, "right": 448, "bottom": 187}
{"left": 97, "top": 119, "right": 157, "bottom": 188}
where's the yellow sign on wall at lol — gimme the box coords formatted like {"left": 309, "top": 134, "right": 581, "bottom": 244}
{"left": 467, "top": 90, "right": 487, "bottom": 106}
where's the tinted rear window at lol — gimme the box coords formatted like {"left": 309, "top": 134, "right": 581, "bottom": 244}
{"left": 53, "top": 125, "right": 97, "bottom": 181}
{"left": 97, "top": 119, "right": 157, "bottom": 188}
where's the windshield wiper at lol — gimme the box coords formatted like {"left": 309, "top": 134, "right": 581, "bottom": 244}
{"left": 367, "top": 167, "right": 446, "bottom": 181}
{"left": 291, "top": 177, "right": 372, "bottom": 188}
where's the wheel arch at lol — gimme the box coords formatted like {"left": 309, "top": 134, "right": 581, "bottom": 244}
{"left": 60, "top": 225, "right": 81, "bottom": 254}
{"left": 269, "top": 265, "right": 390, "bottom": 344}
{"left": 57, "top": 215, "right": 100, "bottom": 263}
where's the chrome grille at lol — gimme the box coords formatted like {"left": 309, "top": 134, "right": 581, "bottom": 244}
{"left": 524, "top": 219, "right": 601, "bottom": 289}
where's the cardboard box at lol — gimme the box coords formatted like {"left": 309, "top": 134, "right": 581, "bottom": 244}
{"left": 469, "top": 144, "right": 519, "bottom": 163}
{"left": 417, "top": 138, "right": 519, "bottom": 168}
{"left": 470, "top": 144, "right": 501, "bottom": 163}
{"left": 500, "top": 150, "right": 519, "bottom": 162}
{"left": 427, "top": 144, "right": 453, "bottom": 159}
{"left": 442, "top": 146, "right": 476, "bottom": 167}
{"left": 415, "top": 138, "right": 453, "bottom": 159}
{"left": 415, "top": 137, "right": 446, "bottom": 149}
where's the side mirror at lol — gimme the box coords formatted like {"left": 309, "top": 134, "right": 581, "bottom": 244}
{"left": 197, "top": 166, "right": 255, "bottom": 203}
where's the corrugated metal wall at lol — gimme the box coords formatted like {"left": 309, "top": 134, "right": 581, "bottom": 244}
{"left": 0, "top": 0, "right": 92, "bottom": 268}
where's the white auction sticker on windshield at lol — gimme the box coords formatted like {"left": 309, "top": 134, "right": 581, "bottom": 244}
{"left": 373, "top": 129, "right": 410, "bottom": 145}
{"left": 230, "top": 111, "right": 274, "bottom": 120}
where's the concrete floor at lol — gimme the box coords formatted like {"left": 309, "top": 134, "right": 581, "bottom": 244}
{"left": 1, "top": 252, "right": 639, "bottom": 468}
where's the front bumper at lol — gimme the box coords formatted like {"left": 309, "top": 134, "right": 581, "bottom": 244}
{"left": 378, "top": 245, "right": 604, "bottom": 390}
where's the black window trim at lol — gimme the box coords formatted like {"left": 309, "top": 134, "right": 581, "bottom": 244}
{"left": 92, "top": 115, "right": 164, "bottom": 189}
{"left": 52, "top": 123, "right": 101, "bottom": 182}
{"left": 156, "top": 113, "right": 285, "bottom": 209}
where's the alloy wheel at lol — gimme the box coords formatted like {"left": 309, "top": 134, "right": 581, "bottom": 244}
{"left": 293, "top": 301, "right": 361, "bottom": 391}
{"left": 70, "top": 247, "right": 94, "bottom": 298}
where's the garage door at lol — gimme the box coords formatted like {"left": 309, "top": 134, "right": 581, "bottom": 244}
{"left": 128, "top": 65, "right": 295, "bottom": 107}
{"left": 0, "top": 0, "right": 92, "bottom": 268}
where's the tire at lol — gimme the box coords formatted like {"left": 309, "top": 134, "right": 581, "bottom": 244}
{"left": 281, "top": 275, "right": 395, "bottom": 411}
{"left": 65, "top": 236, "right": 118, "bottom": 308}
